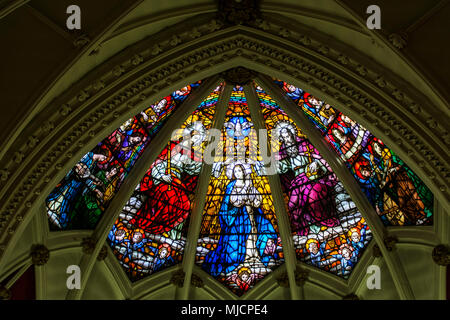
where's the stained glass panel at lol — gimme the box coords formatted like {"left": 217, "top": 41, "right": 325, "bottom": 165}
{"left": 108, "top": 85, "right": 221, "bottom": 281}
{"left": 256, "top": 84, "right": 371, "bottom": 278}
{"left": 274, "top": 79, "right": 433, "bottom": 226}
{"left": 46, "top": 82, "right": 202, "bottom": 230}
{"left": 196, "top": 86, "right": 284, "bottom": 296}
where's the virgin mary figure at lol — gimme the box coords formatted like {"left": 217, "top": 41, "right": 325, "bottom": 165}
{"left": 202, "top": 162, "right": 278, "bottom": 277}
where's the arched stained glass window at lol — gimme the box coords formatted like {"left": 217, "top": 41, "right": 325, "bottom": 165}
{"left": 45, "top": 74, "right": 435, "bottom": 297}
{"left": 195, "top": 86, "right": 283, "bottom": 296}
{"left": 273, "top": 80, "right": 433, "bottom": 226}
{"left": 255, "top": 84, "right": 371, "bottom": 278}
{"left": 45, "top": 82, "right": 202, "bottom": 230}
{"left": 108, "top": 85, "right": 222, "bottom": 281}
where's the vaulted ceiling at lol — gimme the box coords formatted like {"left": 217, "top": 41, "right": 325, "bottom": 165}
{"left": 0, "top": 0, "right": 448, "bottom": 300}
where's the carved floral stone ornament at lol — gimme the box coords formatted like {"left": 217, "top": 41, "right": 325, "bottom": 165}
{"left": 97, "top": 245, "right": 108, "bottom": 261}
{"left": 73, "top": 34, "right": 91, "bottom": 48}
{"left": 388, "top": 33, "right": 408, "bottom": 50}
{"left": 170, "top": 269, "right": 185, "bottom": 288}
{"left": 30, "top": 244, "right": 50, "bottom": 266}
{"left": 81, "top": 237, "right": 97, "bottom": 255}
{"left": 217, "top": 0, "right": 261, "bottom": 26}
{"left": 295, "top": 267, "right": 309, "bottom": 286}
{"left": 221, "top": 67, "right": 256, "bottom": 86}
{"left": 190, "top": 273, "right": 204, "bottom": 288}
{"left": 384, "top": 236, "right": 398, "bottom": 251}
{"left": 432, "top": 244, "right": 450, "bottom": 266}
{"left": 276, "top": 272, "right": 289, "bottom": 288}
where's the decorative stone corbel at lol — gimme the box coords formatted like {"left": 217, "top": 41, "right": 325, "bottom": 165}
{"left": 73, "top": 34, "right": 91, "bottom": 48}
{"left": 0, "top": 285, "right": 11, "bottom": 300}
{"left": 295, "top": 267, "right": 309, "bottom": 287}
{"left": 384, "top": 236, "right": 398, "bottom": 251}
{"left": 432, "top": 245, "right": 450, "bottom": 266}
{"left": 30, "top": 244, "right": 50, "bottom": 266}
{"left": 276, "top": 272, "right": 289, "bottom": 288}
{"left": 81, "top": 237, "right": 96, "bottom": 255}
{"left": 388, "top": 33, "right": 408, "bottom": 50}
{"left": 170, "top": 270, "right": 185, "bottom": 288}
{"left": 97, "top": 245, "right": 108, "bottom": 261}
{"left": 372, "top": 244, "right": 383, "bottom": 258}
{"left": 191, "top": 273, "right": 204, "bottom": 288}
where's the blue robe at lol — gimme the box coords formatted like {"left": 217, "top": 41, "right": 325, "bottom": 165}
{"left": 202, "top": 180, "right": 277, "bottom": 276}
{"left": 46, "top": 152, "right": 97, "bottom": 228}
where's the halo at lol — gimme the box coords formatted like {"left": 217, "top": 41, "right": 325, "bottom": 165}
{"left": 305, "top": 238, "right": 319, "bottom": 250}
{"left": 225, "top": 160, "right": 252, "bottom": 179}
{"left": 238, "top": 266, "right": 251, "bottom": 275}
{"left": 182, "top": 121, "right": 207, "bottom": 142}
{"left": 273, "top": 120, "right": 298, "bottom": 140}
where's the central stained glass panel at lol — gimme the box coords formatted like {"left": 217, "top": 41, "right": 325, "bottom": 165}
{"left": 195, "top": 86, "right": 284, "bottom": 296}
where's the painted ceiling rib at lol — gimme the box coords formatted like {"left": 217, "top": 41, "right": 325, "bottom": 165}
{"left": 244, "top": 83, "right": 301, "bottom": 300}
{"left": 177, "top": 82, "right": 232, "bottom": 300}
{"left": 65, "top": 76, "right": 222, "bottom": 300}
{"left": 255, "top": 74, "right": 415, "bottom": 300}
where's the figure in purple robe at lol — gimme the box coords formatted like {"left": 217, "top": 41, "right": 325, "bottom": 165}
{"left": 275, "top": 122, "right": 340, "bottom": 236}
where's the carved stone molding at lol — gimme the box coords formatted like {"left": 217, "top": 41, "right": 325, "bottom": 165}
{"left": 217, "top": 0, "right": 261, "bottom": 26}
{"left": 0, "top": 285, "right": 11, "bottom": 300}
{"left": 81, "top": 237, "right": 97, "bottom": 255}
{"left": 432, "top": 244, "right": 450, "bottom": 266}
{"left": 0, "top": 16, "right": 448, "bottom": 261}
{"left": 30, "top": 244, "right": 50, "bottom": 266}
{"left": 170, "top": 269, "right": 185, "bottom": 288}
{"left": 190, "top": 273, "right": 204, "bottom": 288}
{"left": 221, "top": 67, "right": 256, "bottom": 85}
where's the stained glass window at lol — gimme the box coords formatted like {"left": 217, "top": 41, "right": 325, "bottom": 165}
{"left": 45, "top": 75, "right": 435, "bottom": 294}
{"left": 46, "top": 82, "right": 201, "bottom": 230}
{"left": 108, "top": 85, "right": 221, "bottom": 281}
{"left": 274, "top": 80, "right": 433, "bottom": 226}
{"left": 255, "top": 84, "right": 371, "bottom": 278}
{"left": 195, "top": 86, "right": 284, "bottom": 296}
